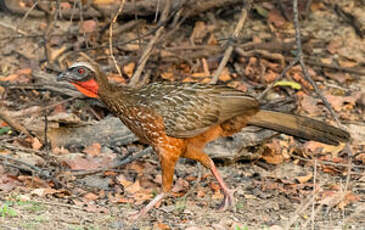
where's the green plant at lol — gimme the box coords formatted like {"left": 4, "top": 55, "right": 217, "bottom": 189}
{"left": 0, "top": 202, "right": 17, "bottom": 217}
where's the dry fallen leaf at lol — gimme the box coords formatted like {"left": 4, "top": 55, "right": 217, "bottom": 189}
{"left": 262, "top": 140, "right": 284, "bottom": 164}
{"left": 127, "top": 161, "right": 145, "bottom": 174}
{"left": 196, "top": 190, "right": 206, "bottom": 198}
{"left": 209, "top": 182, "right": 220, "bottom": 192}
{"left": 218, "top": 67, "right": 231, "bottom": 82}
{"left": 190, "top": 21, "right": 207, "bottom": 44}
{"left": 355, "top": 153, "right": 365, "bottom": 164}
{"left": 299, "top": 94, "right": 322, "bottom": 116}
{"left": 108, "top": 73, "right": 126, "bottom": 84}
{"left": 291, "top": 72, "right": 312, "bottom": 90}
{"left": 47, "top": 112, "right": 81, "bottom": 124}
{"left": 62, "top": 156, "right": 102, "bottom": 170}
{"left": 304, "top": 141, "right": 345, "bottom": 157}
{"left": 134, "top": 190, "right": 153, "bottom": 205}
{"left": 338, "top": 192, "right": 360, "bottom": 210}
{"left": 264, "top": 70, "right": 279, "bottom": 83}
{"left": 32, "top": 137, "right": 43, "bottom": 150}
{"left": 123, "top": 62, "right": 135, "bottom": 78}
{"left": 153, "top": 222, "right": 171, "bottom": 230}
{"left": 268, "top": 9, "right": 287, "bottom": 27}
{"left": 295, "top": 172, "right": 313, "bottom": 184}
{"left": 116, "top": 174, "right": 133, "bottom": 188}
{"left": 83, "top": 192, "right": 99, "bottom": 201}
{"left": 31, "top": 188, "right": 58, "bottom": 197}
{"left": 191, "top": 72, "right": 209, "bottom": 78}
{"left": 324, "top": 72, "right": 352, "bottom": 84}
{"left": 0, "top": 174, "right": 22, "bottom": 192}
{"left": 83, "top": 142, "right": 101, "bottom": 156}
{"left": 171, "top": 178, "right": 189, "bottom": 193}
{"left": 338, "top": 59, "right": 358, "bottom": 68}
{"left": 327, "top": 38, "right": 342, "bottom": 54}
{"left": 212, "top": 190, "right": 223, "bottom": 200}
{"left": 324, "top": 92, "right": 359, "bottom": 112}
{"left": 94, "top": 0, "right": 115, "bottom": 5}
{"left": 125, "top": 179, "right": 142, "bottom": 194}
{"left": 80, "top": 20, "right": 97, "bottom": 33}
{"left": 227, "top": 81, "right": 248, "bottom": 92}
{"left": 161, "top": 72, "right": 174, "bottom": 80}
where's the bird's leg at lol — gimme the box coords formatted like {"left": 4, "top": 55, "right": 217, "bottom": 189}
{"left": 131, "top": 193, "right": 167, "bottom": 220}
{"left": 131, "top": 151, "right": 178, "bottom": 219}
{"left": 182, "top": 149, "right": 235, "bottom": 211}
{"left": 209, "top": 162, "right": 235, "bottom": 210}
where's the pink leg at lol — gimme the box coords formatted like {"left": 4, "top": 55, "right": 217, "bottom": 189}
{"left": 210, "top": 163, "right": 235, "bottom": 210}
{"left": 182, "top": 149, "right": 235, "bottom": 210}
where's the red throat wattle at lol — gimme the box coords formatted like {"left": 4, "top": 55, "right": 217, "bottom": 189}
{"left": 71, "top": 79, "right": 99, "bottom": 98}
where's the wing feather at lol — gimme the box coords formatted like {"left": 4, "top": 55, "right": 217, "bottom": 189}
{"left": 137, "top": 83, "right": 259, "bottom": 138}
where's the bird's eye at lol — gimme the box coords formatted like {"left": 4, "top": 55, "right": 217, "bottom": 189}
{"left": 77, "top": 68, "right": 85, "bottom": 74}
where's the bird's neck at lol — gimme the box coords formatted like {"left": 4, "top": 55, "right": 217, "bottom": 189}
{"left": 97, "top": 80, "right": 138, "bottom": 114}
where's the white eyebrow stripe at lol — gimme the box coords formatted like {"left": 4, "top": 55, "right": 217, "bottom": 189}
{"left": 69, "top": 62, "right": 95, "bottom": 72}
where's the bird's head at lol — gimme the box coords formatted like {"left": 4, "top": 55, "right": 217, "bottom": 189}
{"left": 57, "top": 62, "right": 102, "bottom": 98}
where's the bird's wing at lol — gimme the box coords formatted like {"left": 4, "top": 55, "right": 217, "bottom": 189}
{"left": 142, "top": 83, "right": 259, "bottom": 138}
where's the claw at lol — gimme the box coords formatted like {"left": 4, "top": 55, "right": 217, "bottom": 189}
{"left": 218, "top": 189, "right": 236, "bottom": 211}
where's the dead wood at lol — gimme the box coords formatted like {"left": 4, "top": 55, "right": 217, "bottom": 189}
{"left": 1, "top": 0, "right": 245, "bottom": 20}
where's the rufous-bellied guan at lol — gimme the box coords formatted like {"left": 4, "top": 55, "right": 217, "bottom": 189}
{"left": 57, "top": 62, "right": 350, "bottom": 218}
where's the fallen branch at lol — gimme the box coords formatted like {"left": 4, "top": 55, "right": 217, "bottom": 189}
{"left": 2, "top": 0, "right": 245, "bottom": 20}
{"left": 0, "top": 154, "right": 52, "bottom": 179}
{"left": 69, "top": 146, "right": 153, "bottom": 176}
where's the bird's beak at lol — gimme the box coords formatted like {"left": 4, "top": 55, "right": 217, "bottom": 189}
{"left": 57, "top": 71, "right": 73, "bottom": 82}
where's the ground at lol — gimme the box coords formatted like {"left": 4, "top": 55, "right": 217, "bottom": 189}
{"left": 0, "top": 0, "right": 364, "bottom": 229}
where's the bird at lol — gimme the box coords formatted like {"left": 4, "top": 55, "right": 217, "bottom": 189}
{"left": 57, "top": 61, "right": 350, "bottom": 218}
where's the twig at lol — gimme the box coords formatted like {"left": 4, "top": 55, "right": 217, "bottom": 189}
{"left": 0, "top": 110, "right": 32, "bottom": 137}
{"left": 287, "top": 57, "right": 365, "bottom": 76}
{"left": 285, "top": 191, "right": 318, "bottom": 230}
{"left": 0, "top": 143, "right": 56, "bottom": 159}
{"left": 257, "top": 58, "right": 298, "bottom": 100}
{"left": 2, "top": 82, "right": 83, "bottom": 98}
{"left": 304, "top": 0, "right": 313, "bottom": 19}
{"left": 211, "top": 4, "right": 249, "bottom": 84}
{"left": 129, "top": 27, "right": 164, "bottom": 87}
{"left": 128, "top": 0, "right": 171, "bottom": 86}
{"left": 0, "top": 154, "right": 51, "bottom": 178}
{"left": 43, "top": 110, "right": 49, "bottom": 151}
{"left": 311, "top": 159, "right": 317, "bottom": 230}
{"left": 0, "top": 21, "right": 28, "bottom": 35}
{"left": 109, "top": 0, "right": 126, "bottom": 76}
{"left": 290, "top": 153, "right": 364, "bottom": 169}
{"left": 294, "top": 1, "right": 355, "bottom": 202}
{"left": 20, "top": 0, "right": 39, "bottom": 23}
{"left": 343, "top": 144, "right": 353, "bottom": 196}
{"left": 69, "top": 146, "right": 153, "bottom": 176}
{"left": 284, "top": 3, "right": 356, "bottom": 227}
{"left": 293, "top": 0, "right": 340, "bottom": 125}
{"left": 33, "top": 200, "right": 87, "bottom": 211}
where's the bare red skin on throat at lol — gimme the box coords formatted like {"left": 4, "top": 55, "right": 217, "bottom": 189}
{"left": 71, "top": 79, "right": 99, "bottom": 98}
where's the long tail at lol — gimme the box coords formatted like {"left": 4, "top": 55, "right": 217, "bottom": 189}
{"left": 247, "top": 110, "right": 350, "bottom": 145}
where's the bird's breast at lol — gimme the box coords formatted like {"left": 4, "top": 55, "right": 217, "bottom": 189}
{"left": 117, "top": 106, "right": 167, "bottom": 145}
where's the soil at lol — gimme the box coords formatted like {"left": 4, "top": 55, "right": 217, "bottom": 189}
{"left": 0, "top": 1, "right": 364, "bottom": 229}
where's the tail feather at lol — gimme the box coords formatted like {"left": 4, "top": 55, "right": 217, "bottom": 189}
{"left": 247, "top": 110, "right": 350, "bottom": 145}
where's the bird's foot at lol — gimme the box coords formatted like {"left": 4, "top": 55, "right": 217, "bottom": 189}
{"left": 129, "top": 193, "right": 167, "bottom": 220}
{"left": 218, "top": 189, "right": 236, "bottom": 211}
